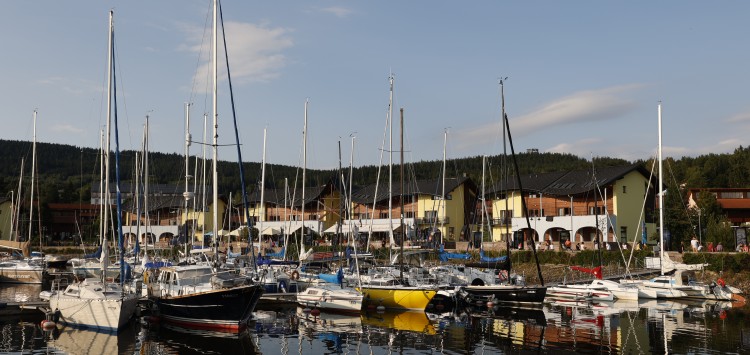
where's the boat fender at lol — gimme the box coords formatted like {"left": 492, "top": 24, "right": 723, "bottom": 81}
{"left": 279, "top": 280, "right": 288, "bottom": 293}
{"left": 291, "top": 271, "right": 300, "bottom": 280}
{"left": 717, "top": 278, "right": 726, "bottom": 287}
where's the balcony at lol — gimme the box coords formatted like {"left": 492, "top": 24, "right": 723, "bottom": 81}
{"left": 490, "top": 217, "right": 511, "bottom": 226}
{"left": 416, "top": 217, "right": 449, "bottom": 225}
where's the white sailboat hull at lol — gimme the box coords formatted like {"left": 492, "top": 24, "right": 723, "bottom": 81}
{"left": 49, "top": 279, "right": 139, "bottom": 331}
{"left": 297, "top": 285, "right": 363, "bottom": 314}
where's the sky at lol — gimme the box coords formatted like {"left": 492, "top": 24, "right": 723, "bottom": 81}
{"left": 3, "top": 1, "right": 750, "bottom": 172}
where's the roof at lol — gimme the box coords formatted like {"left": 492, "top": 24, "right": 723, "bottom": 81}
{"left": 247, "top": 184, "right": 330, "bottom": 207}
{"left": 486, "top": 164, "right": 650, "bottom": 197}
{"left": 350, "top": 176, "right": 473, "bottom": 204}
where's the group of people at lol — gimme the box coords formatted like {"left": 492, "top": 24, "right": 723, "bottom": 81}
{"left": 689, "top": 236, "right": 724, "bottom": 252}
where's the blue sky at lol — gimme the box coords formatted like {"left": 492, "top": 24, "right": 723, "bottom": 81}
{"left": 3, "top": 1, "right": 749, "bottom": 171}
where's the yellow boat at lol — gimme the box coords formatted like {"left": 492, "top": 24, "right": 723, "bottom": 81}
{"left": 358, "top": 285, "right": 437, "bottom": 311}
{"left": 361, "top": 309, "right": 436, "bottom": 334}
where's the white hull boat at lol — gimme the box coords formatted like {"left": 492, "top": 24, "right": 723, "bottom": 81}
{"left": 297, "top": 284, "right": 363, "bottom": 314}
{"left": 48, "top": 278, "right": 139, "bottom": 331}
{"left": 546, "top": 285, "right": 615, "bottom": 302}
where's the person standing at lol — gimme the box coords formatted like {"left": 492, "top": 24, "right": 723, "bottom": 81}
{"left": 691, "top": 236, "right": 699, "bottom": 252}
{"left": 716, "top": 242, "right": 724, "bottom": 252}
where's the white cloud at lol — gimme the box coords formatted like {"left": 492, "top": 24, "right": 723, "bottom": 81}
{"left": 320, "top": 6, "right": 353, "bottom": 18}
{"left": 453, "top": 84, "right": 642, "bottom": 153}
{"left": 546, "top": 138, "right": 602, "bottom": 158}
{"left": 183, "top": 20, "right": 293, "bottom": 92}
{"left": 50, "top": 123, "right": 85, "bottom": 134}
{"left": 726, "top": 111, "right": 750, "bottom": 123}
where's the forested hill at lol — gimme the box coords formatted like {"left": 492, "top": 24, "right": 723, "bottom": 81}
{"left": 1, "top": 139, "right": 748, "bottom": 203}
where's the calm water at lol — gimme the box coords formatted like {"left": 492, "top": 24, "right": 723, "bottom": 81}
{"left": 2, "top": 284, "right": 750, "bottom": 354}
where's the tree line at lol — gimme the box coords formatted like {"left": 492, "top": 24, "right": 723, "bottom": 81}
{"left": 1, "top": 139, "right": 748, "bottom": 250}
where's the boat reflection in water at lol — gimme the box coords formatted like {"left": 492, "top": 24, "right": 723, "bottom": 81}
{"left": 47, "top": 324, "right": 137, "bottom": 355}
{"left": 297, "top": 307, "right": 362, "bottom": 354}
{"left": 139, "top": 321, "right": 259, "bottom": 355}
{"left": 361, "top": 309, "right": 436, "bottom": 334}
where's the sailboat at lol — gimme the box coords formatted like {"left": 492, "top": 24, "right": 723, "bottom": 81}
{"left": 459, "top": 79, "right": 547, "bottom": 308}
{"left": 635, "top": 105, "right": 743, "bottom": 301}
{"left": 47, "top": 11, "right": 139, "bottom": 331}
{"left": 546, "top": 164, "right": 622, "bottom": 301}
{"left": 0, "top": 110, "right": 45, "bottom": 284}
{"left": 147, "top": 0, "right": 263, "bottom": 332}
{"left": 297, "top": 138, "right": 363, "bottom": 314}
{"left": 359, "top": 106, "right": 437, "bottom": 312}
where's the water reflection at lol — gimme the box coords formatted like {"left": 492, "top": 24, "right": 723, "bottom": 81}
{"left": 0, "top": 290, "right": 749, "bottom": 354}
{"left": 48, "top": 324, "right": 137, "bottom": 355}
{"left": 139, "top": 320, "right": 259, "bottom": 355}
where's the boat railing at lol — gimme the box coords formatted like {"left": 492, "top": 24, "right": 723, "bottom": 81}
{"left": 50, "top": 278, "right": 69, "bottom": 292}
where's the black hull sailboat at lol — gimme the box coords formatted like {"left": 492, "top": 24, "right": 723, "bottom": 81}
{"left": 156, "top": 284, "right": 263, "bottom": 331}
{"left": 461, "top": 79, "right": 547, "bottom": 309}
{"left": 460, "top": 284, "right": 547, "bottom": 308}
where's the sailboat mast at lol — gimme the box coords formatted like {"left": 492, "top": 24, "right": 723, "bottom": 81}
{"left": 500, "top": 79, "right": 511, "bottom": 260}
{"left": 481, "top": 155, "right": 486, "bottom": 244}
{"left": 283, "top": 177, "right": 289, "bottom": 260}
{"left": 658, "top": 103, "right": 665, "bottom": 275}
{"left": 501, "top": 78, "right": 544, "bottom": 286}
{"left": 98, "top": 130, "right": 104, "bottom": 248}
{"left": 28, "top": 110, "right": 37, "bottom": 247}
{"left": 101, "top": 10, "right": 114, "bottom": 282}
{"left": 399, "top": 107, "right": 405, "bottom": 281}
{"left": 300, "top": 99, "right": 308, "bottom": 258}
{"left": 388, "top": 74, "right": 395, "bottom": 250}
{"left": 440, "top": 130, "right": 447, "bottom": 245}
{"left": 259, "top": 127, "right": 267, "bottom": 245}
{"left": 346, "top": 133, "right": 359, "bottom": 241}
{"left": 184, "top": 103, "right": 193, "bottom": 258}
{"left": 211, "top": 0, "right": 219, "bottom": 258}
{"left": 13, "top": 159, "right": 24, "bottom": 241}
{"left": 593, "top": 164, "right": 603, "bottom": 268}
{"left": 144, "top": 116, "right": 150, "bottom": 257}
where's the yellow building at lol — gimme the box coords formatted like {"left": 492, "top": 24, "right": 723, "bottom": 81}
{"left": 487, "top": 164, "right": 656, "bottom": 250}
{"left": 348, "top": 177, "right": 478, "bottom": 244}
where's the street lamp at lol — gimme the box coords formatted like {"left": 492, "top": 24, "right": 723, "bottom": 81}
{"left": 698, "top": 208, "right": 702, "bottom": 244}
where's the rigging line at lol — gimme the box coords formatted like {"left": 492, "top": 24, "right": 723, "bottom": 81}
{"left": 665, "top": 158, "right": 697, "bottom": 228}
{"left": 111, "top": 25, "right": 135, "bottom": 153}
{"left": 219, "top": 3, "right": 256, "bottom": 270}
{"left": 624, "top": 157, "right": 657, "bottom": 275}
{"left": 188, "top": 0, "right": 213, "bottom": 108}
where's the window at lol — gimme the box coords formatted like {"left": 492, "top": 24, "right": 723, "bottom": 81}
{"left": 404, "top": 211, "right": 415, "bottom": 218}
{"left": 622, "top": 185, "right": 627, "bottom": 194}
{"left": 588, "top": 206, "right": 605, "bottom": 215}
{"left": 431, "top": 194, "right": 452, "bottom": 201}
{"left": 558, "top": 207, "right": 570, "bottom": 216}
{"left": 620, "top": 226, "right": 627, "bottom": 242}
{"left": 720, "top": 191, "right": 744, "bottom": 199}
{"left": 425, "top": 211, "right": 438, "bottom": 219}
{"left": 379, "top": 212, "right": 389, "bottom": 219}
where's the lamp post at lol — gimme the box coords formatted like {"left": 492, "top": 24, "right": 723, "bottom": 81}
{"left": 698, "top": 208, "right": 702, "bottom": 244}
